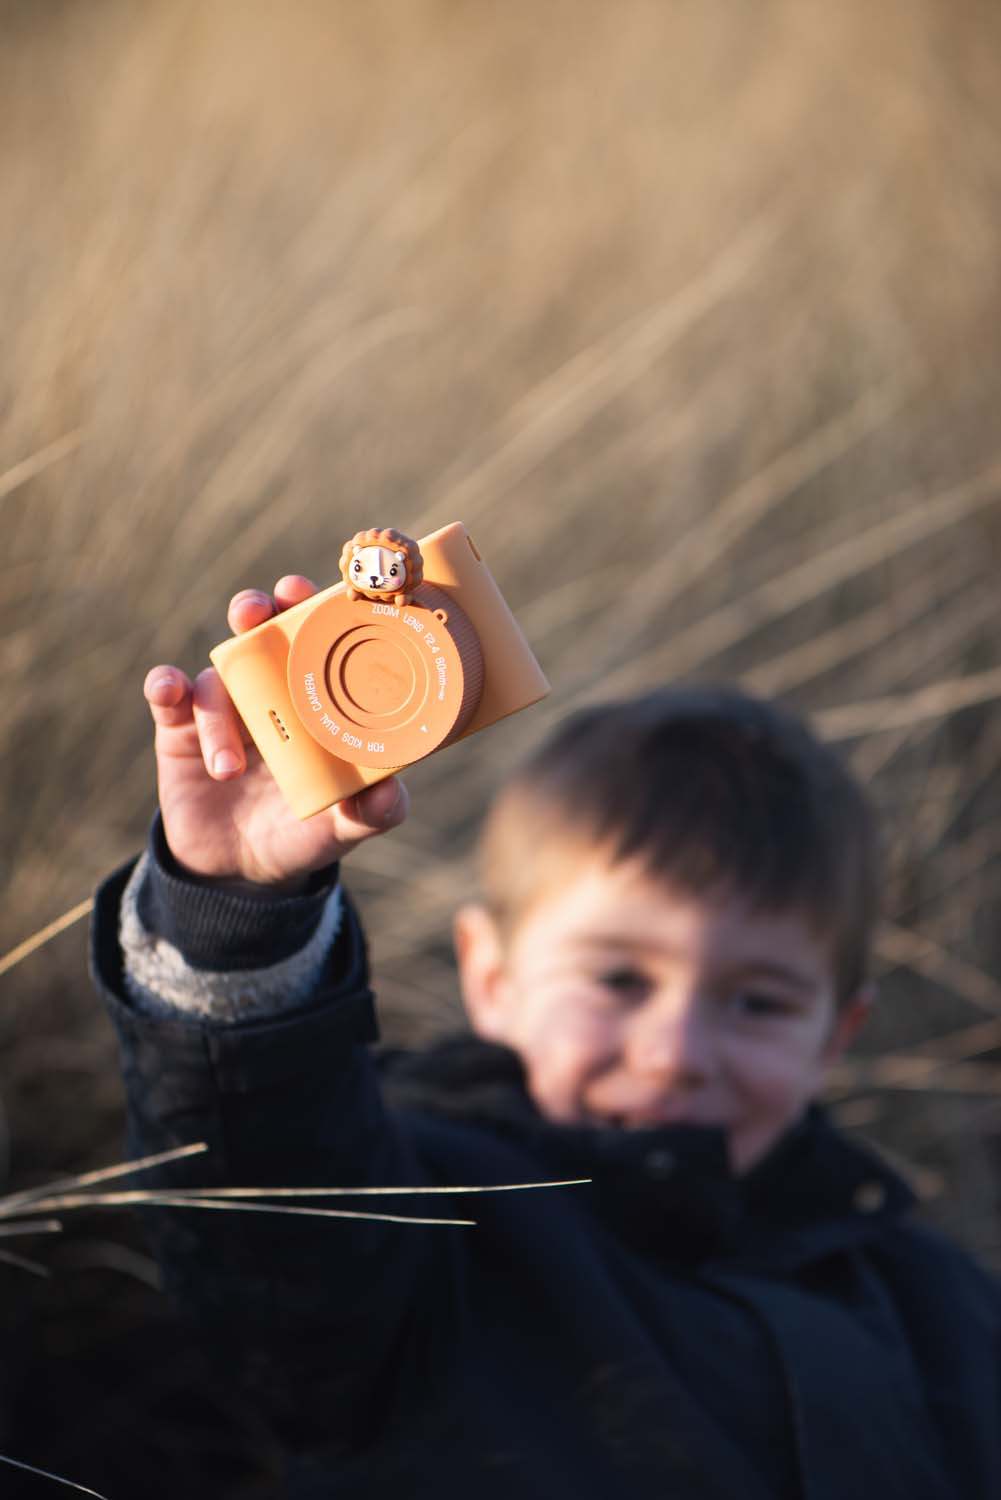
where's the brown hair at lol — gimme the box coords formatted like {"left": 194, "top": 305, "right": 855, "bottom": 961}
{"left": 478, "top": 685, "right": 880, "bottom": 1004}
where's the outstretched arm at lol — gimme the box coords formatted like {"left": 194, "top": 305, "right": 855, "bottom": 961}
{"left": 92, "top": 577, "right": 452, "bottom": 1448}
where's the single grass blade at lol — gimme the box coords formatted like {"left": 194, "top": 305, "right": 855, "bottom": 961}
{"left": 826, "top": 1056, "right": 1001, "bottom": 1097}
{"left": 77, "top": 1177, "right": 593, "bottom": 1200}
{"left": 895, "top": 821, "right": 1001, "bottom": 929}
{"left": 0, "top": 1451, "right": 109, "bottom": 1498}
{"left": 0, "top": 1218, "right": 62, "bottom": 1238}
{"left": 877, "top": 921, "right": 1001, "bottom": 1016}
{"left": 46, "top": 1238, "right": 161, "bottom": 1290}
{"left": 0, "top": 1142, "right": 209, "bottom": 1216}
{"left": 903, "top": 1017, "right": 1001, "bottom": 1064}
{"left": 0, "top": 1249, "right": 51, "bottom": 1277}
{"left": 18, "top": 1192, "right": 477, "bottom": 1228}
{"left": 0, "top": 428, "right": 85, "bottom": 505}
{"left": 817, "top": 665, "right": 1001, "bottom": 742}
{"left": 0, "top": 897, "right": 94, "bottom": 981}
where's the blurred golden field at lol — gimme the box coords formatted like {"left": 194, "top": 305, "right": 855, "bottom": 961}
{"left": 2, "top": 0, "right": 1001, "bottom": 1492}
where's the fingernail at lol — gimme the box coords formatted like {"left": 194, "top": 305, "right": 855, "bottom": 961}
{"left": 381, "top": 784, "right": 403, "bottom": 824}
{"left": 149, "top": 674, "right": 174, "bottom": 695}
{"left": 213, "top": 750, "right": 242, "bottom": 776}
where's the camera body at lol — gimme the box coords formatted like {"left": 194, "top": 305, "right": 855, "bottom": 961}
{"left": 210, "top": 522, "right": 550, "bottom": 818}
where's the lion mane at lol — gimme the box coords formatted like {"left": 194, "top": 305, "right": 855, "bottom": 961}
{"left": 338, "top": 527, "right": 424, "bottom": 607}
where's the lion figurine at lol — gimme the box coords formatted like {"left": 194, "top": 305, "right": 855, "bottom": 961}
{"left": 338, "top": 527, "right": 424, "bottom": 607}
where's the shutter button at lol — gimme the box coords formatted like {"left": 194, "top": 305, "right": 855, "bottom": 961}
{"left": 853, "top": 1180, "right": 887, "bottom": 1213}
{"left": 645, "top": 1148, "right": 676, "bottom": 1180}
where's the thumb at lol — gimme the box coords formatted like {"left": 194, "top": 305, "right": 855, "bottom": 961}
{"left": 327, "top": 776, "right": 409, "bottom": 857}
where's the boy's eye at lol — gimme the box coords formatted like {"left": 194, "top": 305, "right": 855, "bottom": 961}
{"left": 731, "top": 992, "right": 793, "bottom": 1019}
{"left": 599, "top": 967, "right": 650, "bottom": 998}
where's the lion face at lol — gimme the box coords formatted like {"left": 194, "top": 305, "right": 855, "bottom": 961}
{"left": 339, "top": 526, "right": 423, "bottom": 603}
{"left": 348, "top": 544, "right": 407, "bottom": 594}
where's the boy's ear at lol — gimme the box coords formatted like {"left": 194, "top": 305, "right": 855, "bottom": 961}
{"left": 453, "top": 903, "right": 509, "bottom": 1041}
{"left": 822, "top": 981, "right": 876, "bottom": 1064}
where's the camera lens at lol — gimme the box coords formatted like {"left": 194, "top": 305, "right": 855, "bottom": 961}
{"left": 287, "top": 584, "right": 484, "bottom": 767}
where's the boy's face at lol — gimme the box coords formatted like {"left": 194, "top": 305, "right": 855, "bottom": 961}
{"left": 455, "top": 858, "right": 869, "bottom": 1173}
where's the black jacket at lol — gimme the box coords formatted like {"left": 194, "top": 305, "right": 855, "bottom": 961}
{"left": 93, "top": 856, "right": 1001, "bottom": 1500}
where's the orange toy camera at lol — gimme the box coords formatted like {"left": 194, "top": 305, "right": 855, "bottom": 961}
{"left": 210, "top": 522, "right": 550, "bottom": 819}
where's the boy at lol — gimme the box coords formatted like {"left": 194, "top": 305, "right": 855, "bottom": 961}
{"left": 93, "top": 576, "right": 1000, "bottom": 1499}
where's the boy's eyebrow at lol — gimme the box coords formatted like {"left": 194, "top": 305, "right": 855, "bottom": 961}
{"left": 571, "top": 935, "right": 818, "bottom": 992}
{"left": 571, "top": 933, "right": 668, "bottom": 956}
{"left": 723, "top": 960, "right": 818, "bottom": 994}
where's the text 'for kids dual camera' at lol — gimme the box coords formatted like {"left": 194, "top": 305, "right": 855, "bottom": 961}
{"left": 210, "top": 522, "right": 550, "bottom": 818}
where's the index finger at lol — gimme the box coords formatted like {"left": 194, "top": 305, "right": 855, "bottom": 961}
{"left": 227, "top": 589, "right": 277, "bottom": 636}
{"left": 144, "top": 666, "right": 194, "bottom": 728}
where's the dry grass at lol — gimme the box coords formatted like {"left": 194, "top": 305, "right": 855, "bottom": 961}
{"left": 1, "top": 0, "right": 1000, "bottom": 1493}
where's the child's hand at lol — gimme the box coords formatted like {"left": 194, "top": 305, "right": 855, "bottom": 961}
{"left": 144, "top": 575, "right": 409, "bottom": 887}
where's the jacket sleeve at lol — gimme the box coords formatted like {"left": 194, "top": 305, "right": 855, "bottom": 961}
{"left": 90, "top": 837, "right": 460, "bottom": 1449}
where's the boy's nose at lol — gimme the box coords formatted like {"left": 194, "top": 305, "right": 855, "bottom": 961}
{"left": 626, "top": 998, "right": 712, "bottom": 1085}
